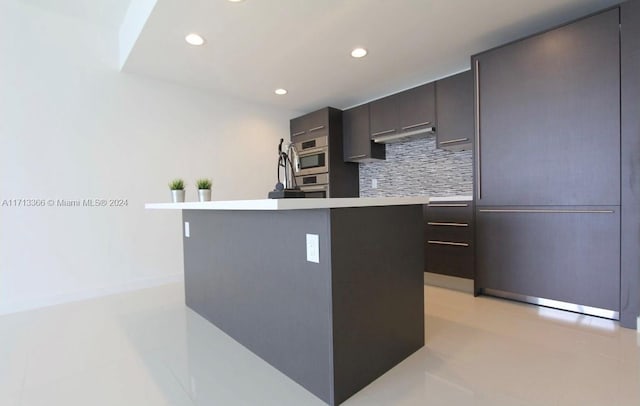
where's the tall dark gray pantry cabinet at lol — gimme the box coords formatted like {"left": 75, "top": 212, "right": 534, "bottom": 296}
{"left": 621, "top": 0, "right": 640, "bottom": 329}
{"left": 473, "top": 9, "right": 624, "bottom": 318}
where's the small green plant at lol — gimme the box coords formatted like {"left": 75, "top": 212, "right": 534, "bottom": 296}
{"left": 169, "top": 179, "right": 185, "bottom": 190}
{"left": 196, "top": 178, "right": 212, "bottom": 190}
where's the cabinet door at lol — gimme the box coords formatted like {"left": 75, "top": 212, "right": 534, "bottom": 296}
{"left": 290, "top": 108, "right": 329, "bottom": 139}
{"left": 369, "top": 94, "right": 399, "bottom": 138}
{"left": 290, "top": 116, "right": 307, "bottom": 138}
{"left": 343, "top": 105, "right": 385, "bottom": 162}
{"left": 304, "top": 109, "right": 329, "bottom": 137}
{"left": 398, "top": 82, "right": 435, "bottom": 132}
{"left": 475, "top": 9, "right": 620, "bottom": 206}
{"left": 436, "top": 70, "right": 473, "bottom": 151}
{"left": 476, "top": 207, "right": 620, "bottom": 311}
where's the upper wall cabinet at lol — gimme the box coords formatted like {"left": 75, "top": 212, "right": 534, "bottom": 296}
{"left": 435, "top": 70, "right": 473, "bottom": 151}
{"left": 474, "top": 8, "right": 620, "bottom": 206}
{"left": 290, "top": 109, "right": 330, "bottom": 140}
{"left": 343, "top": 104, "right": 385, "bottom": 162}
{"left": 369, "top": 82, "right": 435, "bottom": 140}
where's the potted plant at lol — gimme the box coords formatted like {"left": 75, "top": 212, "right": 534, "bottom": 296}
{"left": 169, "top": 179, "right": 185, "bottom": 203}
{"left": 196, "top": 178, "right": 212, "bottom": 202}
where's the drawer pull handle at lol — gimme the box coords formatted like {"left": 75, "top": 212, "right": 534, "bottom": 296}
{"left": 300, "top": 185, "right": 328, "bottom": 192}
{"left": 371, "top": 129, "right": 397, "bottom": 137}
{"left": 440, "top": 138, "right": 469, "bottom": 145}
{"left": 401, "top": 121, "right": 431, "bottom": 131}
{"left": 292, "top": 131, "right": 306, "bottom": 137}
{"left": 298, "top": 146, "right": 326, "bottom": 155}
{"left": 308, "top": 125, "right": 325, "bottom": 132}
{"left": 428, "top": 203, "right": 469, "bottom": 207}
{"left": 428, "top": 240, "right": 469, "bottom": 247}
{"left": 475, "top": 58, "right": 482, "bottom": 200}
{"left": 427, "top": 222, "right": 469, "bottom": 227}
{"left": 478, "top": 209, "right": 615, "bottom": 214}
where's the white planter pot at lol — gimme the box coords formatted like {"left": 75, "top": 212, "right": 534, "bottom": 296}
{"left": 171, "top": 189, "right": 185, "bottom": 203}
{"left": 198, "top": 189, "right": 212, "bottom": 202}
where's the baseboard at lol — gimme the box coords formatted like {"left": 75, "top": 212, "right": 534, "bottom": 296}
{"left": 424, "top": 272, "right": 474, "bottom": 294}
{"left": 0, "top": 273, "right": 184, "bottom": 316}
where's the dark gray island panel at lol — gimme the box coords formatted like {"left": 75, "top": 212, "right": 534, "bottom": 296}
{"left": 183, "top": 209, "right": 335, "bottom": 403}
{"left": 330, "top": 206, "right": 424, "bottom": 405}
{"left": 181, "top": 204, "right": 425, "bottom": 405}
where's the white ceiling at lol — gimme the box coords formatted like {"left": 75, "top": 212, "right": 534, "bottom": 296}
{"left": 22, "top": 0, "right": 132, "bottom": 30}
{"left": 121, "top": 0, "right": 620, "bottom": 113}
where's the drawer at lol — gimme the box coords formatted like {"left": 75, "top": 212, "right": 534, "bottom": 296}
{"left": 425, "top": 224, "right": 473, "bottom": 244}
{"left": 424, "top": 200, "right": 473, "bottom": 242}
{"left": 425, "top": 243, "right": 474, "bottom": 279}
{"left": 423, "top": 199, "right": 474, "bottom": 279}
{"left": 425, "top": 201, "right": 473, "bottom": 223}
{"left": 476, "top": 206, "right": 620, "bottom": 311}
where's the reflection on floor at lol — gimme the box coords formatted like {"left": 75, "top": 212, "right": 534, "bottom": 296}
{"left": 0, "top": 283, "right": 638, "bottom": 405}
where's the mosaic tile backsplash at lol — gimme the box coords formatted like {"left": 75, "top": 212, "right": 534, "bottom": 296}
{"left": 358, "top": 136, "right": 473, "bottom": 197}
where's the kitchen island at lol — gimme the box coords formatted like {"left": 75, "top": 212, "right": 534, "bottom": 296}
{"left": 145, "top": 197, "right": 428, "bottom": 405}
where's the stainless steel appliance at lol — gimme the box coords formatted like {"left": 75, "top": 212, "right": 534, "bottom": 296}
{"left": 289, "top": 107, "right": 359, "bottom": 199}
{"left": 295, "top": 172, "right": 329, "bottom": 198}
{"left": 295, "top": 136, "right": 328, "bottom": 176}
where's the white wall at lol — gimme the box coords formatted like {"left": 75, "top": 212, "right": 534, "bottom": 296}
{"left": 0, "top": 1, "right": 297, "bottom": 314}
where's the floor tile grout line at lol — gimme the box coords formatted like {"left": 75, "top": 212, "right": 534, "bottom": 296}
{"left": 165, "top": 360, "right": 197, "bottom": 405}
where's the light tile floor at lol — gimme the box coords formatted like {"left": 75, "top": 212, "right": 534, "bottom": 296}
{"left": 1, "top": 283, "right": 638, "bottom": 405}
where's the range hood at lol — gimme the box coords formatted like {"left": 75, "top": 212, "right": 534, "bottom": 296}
{"left": 372, "top": 126, "right": 435, "bottom": 144}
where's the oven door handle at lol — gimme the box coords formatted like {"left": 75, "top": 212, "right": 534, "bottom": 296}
{"left": 297, "top": 147, "right": 327, "bottom": 156}
{"left": 300, "top": 185, "right": 328, "bottom": 192}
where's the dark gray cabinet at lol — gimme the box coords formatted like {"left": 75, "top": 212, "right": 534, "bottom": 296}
{"left": 474, "top": 8, "right": 620, "bottom": 206}
{"left": 369, "top": 94, "right": 398, "bottom": 138}
{"left": 476, "top": 207, "right": 620, "bottom": 311}
{"left": 343, "top": 104, "right": 385, "bottom": 162}
{"left": 369, "top": 83, "right": 435, "bottom": 139}
{"left": 435, "top": 70, "right": 473, "bottom": 151}
{"left": 398, "top": 83, "right": 435, "bottom": 131}
{"left": 289, "top": 107, "right": 360, "bottom": 197}
{"left": 424, "top": 200, "right": 474, "bottom": 279}
{"left": 620, "top": 0, "right": 640, "bottom": 328}
{"left": 290, "top": 109, "right": 330, "bottom": 139}
{"left": 473, "top": 8, "right": 623, "bottom": 317}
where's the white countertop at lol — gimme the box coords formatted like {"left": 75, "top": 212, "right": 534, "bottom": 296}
{"left": 428, "top": 195, "right": 473, "bottom": 202}
{"left": 145, "top": 196, "right": 431, "bottom": 211}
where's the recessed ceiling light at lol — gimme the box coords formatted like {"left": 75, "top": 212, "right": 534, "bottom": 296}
{"left": 185, "top": 33, "right": 205, "bottom": 46}
{"left": 228, "top": 0, "right": 244, "bottom": 2}
{"left": 275, "top": 88, "right": 288, "bottom": 95}
{"left": 351, "top": 47, "right": 368, "bottom": 58}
